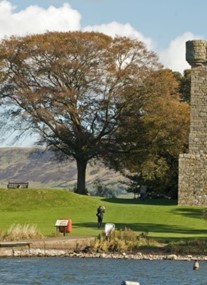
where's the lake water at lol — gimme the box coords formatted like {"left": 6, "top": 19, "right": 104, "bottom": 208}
{"left": 0, "top": 257, "right": 207, "bottom": 285}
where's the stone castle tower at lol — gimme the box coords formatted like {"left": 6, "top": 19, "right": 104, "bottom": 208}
{"left": 178, "top": 40, "right": 207, "bottom": 206}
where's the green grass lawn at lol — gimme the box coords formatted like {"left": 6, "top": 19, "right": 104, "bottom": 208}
{"left": 0, "top": 188, "right": 207, "bottom": 240}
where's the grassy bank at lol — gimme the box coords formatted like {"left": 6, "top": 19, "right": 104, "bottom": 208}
{"left": 0, "top": 188, "right": 207, "bottom": 240}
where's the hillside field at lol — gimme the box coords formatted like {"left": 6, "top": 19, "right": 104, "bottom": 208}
{"left": 0, "top": 188, "right": 207, "bottom": 240}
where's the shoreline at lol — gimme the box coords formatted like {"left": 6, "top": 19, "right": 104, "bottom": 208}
{"left": 0, "top": 237, "right": 206, "bottom": 261}
{"left": 1, "top": 248, "right": 207, "bottom": 261}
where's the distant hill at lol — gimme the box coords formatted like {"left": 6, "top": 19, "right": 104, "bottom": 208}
{"left": 0, "top": 147, "right": 126, "bottom": 194}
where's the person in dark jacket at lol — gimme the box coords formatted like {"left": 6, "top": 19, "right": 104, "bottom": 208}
{"left": 96, "top": 206, "right": 105, "bottom": 228}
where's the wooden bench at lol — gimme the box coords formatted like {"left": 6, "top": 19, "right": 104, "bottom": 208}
{"left": 0, "top": 242, "right": 31, "bottom": 249}
{"left": 0, "top": 242, "right": 32, "bottom": 255}
{"left": 7, "top": 182, "right": 29, "bottom": 189}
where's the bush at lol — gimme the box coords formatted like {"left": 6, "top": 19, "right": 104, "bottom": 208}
{"left": 1, "top": 224, "right": 44, "bottom": 241}
{"left": 92, "top": 228, "right": 160, "bottom": 253}
{"left": 166, "top": 239, "right": 207, "bottom": 255}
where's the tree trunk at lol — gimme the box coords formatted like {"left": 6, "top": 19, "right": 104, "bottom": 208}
{"left": 76, "top": 158, "right": 88, "bottom": 195}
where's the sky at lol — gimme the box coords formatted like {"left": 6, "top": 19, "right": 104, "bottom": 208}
{"left": 1, "top": 0, "right": 207, "bottom": 73}
{"left": 1, "top": 0, "right": 207, "bottom": 146}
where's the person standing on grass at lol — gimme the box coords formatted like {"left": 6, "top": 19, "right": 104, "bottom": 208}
{"left": 96, "top": 206, "right": 105, "bottom": 228}
{"left": 140, "top": 185, "right": 147, "bottom": 200}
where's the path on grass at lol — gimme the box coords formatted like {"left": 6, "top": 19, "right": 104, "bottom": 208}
{"left": 30, "top": 236, "right": 95, "bottom": 250}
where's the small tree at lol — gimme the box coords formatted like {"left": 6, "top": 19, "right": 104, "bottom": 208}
{"left": 0, "top": 31, "right": 161, "bottom": 194}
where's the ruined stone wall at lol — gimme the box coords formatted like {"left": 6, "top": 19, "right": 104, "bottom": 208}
{"left": 178, "top": 40, "right": 207, "bottom": 205}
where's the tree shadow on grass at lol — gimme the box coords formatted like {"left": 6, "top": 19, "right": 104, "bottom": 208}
{"left": 100, "top": 198, "right": 177, "bottom": 206}
{"left": 171, "top": 207, "right": 205, "bottom": 220}
{"left": 73, "top": 222, "right": 207, "bottom": 238}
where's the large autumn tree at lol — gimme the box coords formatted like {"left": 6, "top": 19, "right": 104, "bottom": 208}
{"left": 0, "top": 31, "right": 161, "bottom": 194}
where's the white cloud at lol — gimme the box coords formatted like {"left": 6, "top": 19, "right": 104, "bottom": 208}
{"left": 83, "top": 22, "right": 153, "bottom": 50}
{"left": 0, "top": 1, "right": 202, "bottom": 75}
{"left": 158, "top": 32, "right": 203, "bottom": 73}
{"left": 0, "top": 1, "right": 81, "bottom": 38}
